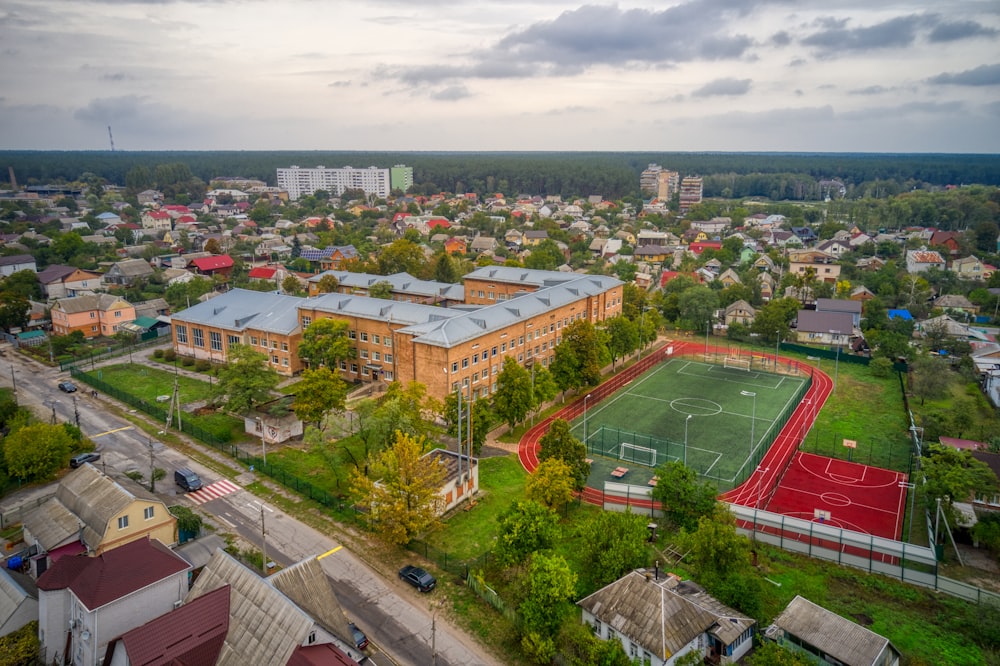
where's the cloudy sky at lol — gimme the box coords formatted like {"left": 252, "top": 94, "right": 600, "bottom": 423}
{"left": 1, "top": 0, "right": 998, "bottom": 152}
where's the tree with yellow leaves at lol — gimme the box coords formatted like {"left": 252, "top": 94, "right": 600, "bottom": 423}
{"left": 349, "top": 431, "right": 447, "bottom": 545}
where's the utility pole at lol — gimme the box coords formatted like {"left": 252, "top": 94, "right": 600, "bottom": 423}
{"left": 73, "top": 395, "right": 80, "bottom": 427}
{"left": 148, "top": 437, "right": 156, "bottom": 492}
{"left": 8, "top": 364, "right": 16, "bottom": 405}
{"left": 260, "top": 503, "right": 268, "bottom": 575}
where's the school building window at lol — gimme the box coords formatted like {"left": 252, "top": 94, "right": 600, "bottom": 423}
{"left": 210, "top": 332, "right": 222, "bottom": 351}
{"left": 176, "top": 325, "right": 188, "bottom": 343}
{"left": 193, "top": 329, "right": 204, "bottom": 347}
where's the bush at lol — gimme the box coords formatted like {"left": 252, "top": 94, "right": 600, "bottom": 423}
{"left": 194, "top": 359, "right": 211, "bottom": 372}
{"left": 181, "top": 356, "right": 195, "bottom": 367}
{"left": 163, "top": 349, "right": 177, "bottom": 362}
{"left": 152, "top": 349, "right": 164, "bottom": 359}
{"left": 870, "top": 357, "right": 894, "bottom": 378}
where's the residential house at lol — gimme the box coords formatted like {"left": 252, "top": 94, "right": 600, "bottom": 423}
{"left": 189, "top": 254, "right": 235, "bottom": 280}
{"left": 906, "top": 250, "right": 946, "bottom": 273}
{"left": 765, "top": 595, "right": 901, "bottom": 666}
{"left": 103, "top": 258, "right": 154, "bottom": 286}
{"left": 917, "top": 314, "right": 990, "bottom": 342}
{"left": 136, "top": 189, "right": 162, "bottom": 205}
{"left": 850, "top": 286, "right": 877, "bottom": 301}
{"left": 690, "top": 218, "right": 730, "bottom": 235}
{"left": 504, "top": 229, "right": 524, "bottom": 249}
{"left": 443, "top": 236, "right": 467, "bottom": 255}
{"left": 140, "top": 210, "right": 172, "bottom": 231}
{"left": 789, "top": 255, "right": 840, "bottom": 284}
{"left": 856, "top": 256, "right": 886, "bottom": 271}
{"left": 523, "top": 230, "right": 549, "bottom": 246}
{"left": 930, "top": 230, "right": 962, "bottom": 256}
{"left": 20, "top": 464, "right": 176, "bottom": 572}
{"left": 637, "top": 230, "right": 676, "bottom": 247}
{"left": 688, "top": 241, "right": 722, "bottom": 255}
{"left": 752, "top": 254, "right": 776, "bottom": 273}
{"left": 298, "top": 245, "right": 359, "bottom": 271}
{"left": 933, "top": 294, "right": 977, "bottom": 317}
{"left": 578, "top": 569, "right": 755, "bottom": 665}
{"left": 181, "top": 550, "right": 365, "bottom": 664}
{"left": 724, "top": 300, "right": 756, "bottom": 327}
{"left": 36, "top": 265, "right": 102, "bottom": 300}
{"left": 50, "top": 293, "right": 136, "bottom": 338}
{"left": 759, "top": 272, "right": 776, "bottom": 301}
{"left": 0, "top": 254, "right": 36, "bottom": 277}
{"left": 794, "top": 310, "right": 855, "bottom": 346}
{"left": 95, "top": 211, "right": 122, "bottom": 226}
{"left": 469, "top": 236, "right": 498, "bottom": 254}
{"left": 634, "top": 246, "right": 672, "bottom": 262}
{"left": 37, "top": 537, "right": 190, "bottom": 666}
{"left": 791, "top": 226, "right": 818, "bottom": 244}
{"left": 717, "top": 268, "right": 742, "bottom": 288}
{"left": 0, "top": 568, "right": 38, "bottom": 636}
{"left": 815, "top": 239, "right": 852, "bottom": 257}
{"left": 951, "top": 255, "right": 988, "bottom": 280}
{"left": 815, "top": 298, "right": 862, "bottom": 328}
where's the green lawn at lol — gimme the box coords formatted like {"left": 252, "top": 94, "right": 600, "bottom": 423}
{"left": 89, "top": 363, "right": 217, "bottom": 404}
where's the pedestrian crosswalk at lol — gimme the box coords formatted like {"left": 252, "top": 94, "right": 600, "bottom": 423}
{"left": 186, "top": 479, "right": 242, "bottom": 505}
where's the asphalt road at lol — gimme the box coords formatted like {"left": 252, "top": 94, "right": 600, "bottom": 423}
{"left": 0, "top": 347, "right": 500, "bottom": 666}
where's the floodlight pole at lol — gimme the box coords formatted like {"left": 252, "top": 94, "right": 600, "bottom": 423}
{"left": 829, "top": 330, "right": 841, "bottom": 392}
{"left": 9, "top": 364, "right": 16, "bottom": 405}
{"left": 741, "top": 391, "right": 757, "bottom": 461}
{"left": 683, "top": 414, "right": 693, "bottom": 467}
{"left": 256, "top": 416, "right": 267, "bottom": 466}
{"left": 584, "top": 393, "right": 592, "bottom": 447}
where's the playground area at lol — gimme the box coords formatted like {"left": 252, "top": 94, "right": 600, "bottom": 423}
{"left": 570, "top": 357, "right": 808, "bottom": 492}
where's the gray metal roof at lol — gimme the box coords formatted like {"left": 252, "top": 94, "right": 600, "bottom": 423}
{"left": 462, "top": 265, "right": 581, "bottom": 288}
{"left": 170, "top": 289, "right": 305, "bottom": 335}
{"left": 307, "top": 270, "right": 465, "bottom": 301}
{"left": 766, "top": 595, "right": 897, "bottom": 666}
{"left": 308, "top": 292, "right": 461, "bottom": 327}
{"left": 269, "top": 558, "right": 356, "bottom": 654}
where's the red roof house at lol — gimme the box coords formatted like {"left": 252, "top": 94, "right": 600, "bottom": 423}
{"left": 189, "top": 255, "right": 234, "bottom": 277}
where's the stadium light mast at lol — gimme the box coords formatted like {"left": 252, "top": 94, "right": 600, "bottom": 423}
{"left": 741, "top": 391, "right": 757, "bottom": 462}
{"left": 829, "top": 329, "right": 842, "bottom": 392}
{"left": 584, "top": 393, "right": 592, "bottom": 448}
{"left": 683, "top": 414, "right": 693, "bottom": 467}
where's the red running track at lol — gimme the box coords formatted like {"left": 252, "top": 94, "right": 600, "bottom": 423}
{"left": 518, "top": 342, "right": 832, "bottom": 511}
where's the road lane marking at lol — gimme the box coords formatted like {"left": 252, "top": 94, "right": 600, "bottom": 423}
{"left": 89, "top": 426, "right": 133, "bottom": 438}
{"left": 317, "top": 545, "right": 343, "bottom": 560}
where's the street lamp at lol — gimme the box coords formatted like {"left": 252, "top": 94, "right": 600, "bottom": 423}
{"left": 8, "top": 364, "right": 16, "bottom": 405}
{"left": 829, "top": 330, "right": 842, "bottom": 392}
{"left": 256, "top": 416, "right": 267, "bottom": 466}
{"left": 683, "top": 414, "right": 693, "bottom": 466}
{"left": 583, "top": 394, "right": 592, "bottom": 447}
{"left": 741, "top": 391, "right": 757, "bottom": 460}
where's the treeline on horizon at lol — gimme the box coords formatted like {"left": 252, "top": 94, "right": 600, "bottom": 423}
{"left": 2, "top": 150, "right": 998, "bottom": 201}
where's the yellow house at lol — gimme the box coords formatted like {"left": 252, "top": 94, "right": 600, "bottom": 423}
{"left": 20, "top": 464, "right": 176, "bottom": 573}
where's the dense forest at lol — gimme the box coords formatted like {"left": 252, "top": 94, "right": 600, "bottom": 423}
{"left": 2, "top": 151, "right": 998, "bottom": 201}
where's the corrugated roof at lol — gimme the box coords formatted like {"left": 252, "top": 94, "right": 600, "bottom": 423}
{"left": 190, "top": 255, "right": 234, "bottom": 271}
{"left": 37, "top": 537, "right": 189, "bottom": 610}
{"left": 119, "top": 583, "right": 229, "bottom": 666}
{"left": 767, "top": 596, "right": 895, "bottom": 666}
{"left": 463, "top": 265, "right": 579, "bottom": 288}
{"left": 52, "top": 293, "right": 132, "bottom": 315}
{"left": 269, "top": 559, "right": 356, "bottom": 650}
{"left": 186, "top": 550, "right": 314, "bottom": 666}
{"left": 795, "top": 310, "right": 854, "bottom": 335}
{"left": 307, "top": 271, "right": 465, "bottom": 301}
{"left": 578, "top": 570, "right": 754, "bottom": 660}
{"left": 171, "top": 289, "right": 304, "bottom": 336}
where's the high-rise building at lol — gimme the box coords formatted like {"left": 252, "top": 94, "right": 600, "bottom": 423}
{"left": 390, "top": 165, "right": 413, "bottom": 194}
{"left": 679, "top": 177, "right": 703, "bottom": 212}
{"left": 276, "top": 165, "right": 393, "bottom": 201}
{"left": 657, "top": 170, "right": 680, "bottom": 202}
{"left": 640, "top": 164, "right": 663, "bottom": 196}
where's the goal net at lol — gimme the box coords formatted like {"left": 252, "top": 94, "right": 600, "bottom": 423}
{"left": 619, "top": 442, "right": 657, "bottom": 467}
{"left": 724, "top": 357, "right": 751, "bottom": 372}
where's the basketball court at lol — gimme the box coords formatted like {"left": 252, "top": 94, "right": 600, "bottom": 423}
{"left": 764, "top": 451, "right": 908, "bottom": 540}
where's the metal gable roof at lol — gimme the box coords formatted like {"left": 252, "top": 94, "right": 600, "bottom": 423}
{"left": 171, "top": 289, "right": 305, "bottom": 335}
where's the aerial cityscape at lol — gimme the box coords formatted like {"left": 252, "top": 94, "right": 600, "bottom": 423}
{"left": 1, "top": 1, "right": 1000, "bottom": 665}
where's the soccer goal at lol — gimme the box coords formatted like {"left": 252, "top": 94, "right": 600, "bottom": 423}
{"left": 724, "top": 357, "right": 751, "bottom": 372}
{"left": 619, "top": 442, "right": 657, "bottom": 467}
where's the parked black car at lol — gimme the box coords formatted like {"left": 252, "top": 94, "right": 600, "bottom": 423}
{"left": 398, "top": 564, "right": 436, "bottom": 592}
{"left": 57, "top": 381, "right": 77, "bottom": 393}
{"left": 70, "top": 452, "right": 100, "bottom": 468}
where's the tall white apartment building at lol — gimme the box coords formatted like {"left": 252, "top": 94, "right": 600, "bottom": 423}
{"left": 277, "top": 165, "right": 392, "bottom": 200}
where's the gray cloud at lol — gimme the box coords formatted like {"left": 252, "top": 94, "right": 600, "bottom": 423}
{"left": 848, "top": 85, "right": 891, "bottom": 95}
{"left": 841, "top": 100, "right": 965, "bottom": 121}
{"left": 692, "top": 77, "right": 751, "bottom": 97}
{"left": 928, "top": 20, "right": 998, "bottom": 43}
{"left": 984, "top": 101, "right": 1000, "bottom": 117}
{"left": 927, "top": 63, "right": 1000, "bottom": 86}
{"left": 802, "top": 14, "right": 927, "bottom": 55}
{"left": 101, "top": 72, "right": 132, "bottom": 82}
{"left": 541, "top": 105, "right": 597, "bottom": 115}
{"left": 385, "top": 0, "right": 758, "bottom": 84}
{"left": 430, "top": 85, "right": 471, "bottom": 101}
{"left": 329, "top": 80, "right": 352, "bottom": 87}
{"left": 770, "top": 31, "right": 791, "bottom": 46}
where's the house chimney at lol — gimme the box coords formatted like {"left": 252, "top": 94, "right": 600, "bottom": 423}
{"left": 654, "top": 561, "right": 659, "bottom": 581}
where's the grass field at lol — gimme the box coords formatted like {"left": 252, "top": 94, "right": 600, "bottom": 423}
{"left": 571, "top": 358, "right": 807, "bottom": 488}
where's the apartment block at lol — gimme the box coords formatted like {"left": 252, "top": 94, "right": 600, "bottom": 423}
{"left": 657, "top": 170, "right": 680, "bottom": 202}
{"left": 276, "top": 165, "right": 394, "bottom": 201}
{"left": 640, "top": 164, "right": 663, "bottom": 196}
{"left": 390, "top": 164, "right": 414, "bottom": 193}
{"left": 679, "top": 176, "right": 703, "bottom": 212}
{"left": 170, "top": 269, "right": 623, "bottom": 402}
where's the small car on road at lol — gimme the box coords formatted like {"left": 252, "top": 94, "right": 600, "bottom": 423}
{"left": 348, "top": 622, "right": 369, "bottom": 650}
{"left": 398, "top": 564, "right": 436, "bottom": 592}
{"left": 58, "top": 381, "right": 77, "bottom": 393}
{"left": 70, "top": 452, "right": 101, "bottom": 468}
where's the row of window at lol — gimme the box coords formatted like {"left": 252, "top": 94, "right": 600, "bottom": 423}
{"left": 117, "top": 506, "right": 156, "bottom": 529}
{"left": 348, "top": 330, "right": 393, "bottom": 347}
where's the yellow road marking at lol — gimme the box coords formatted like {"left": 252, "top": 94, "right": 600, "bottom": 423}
{"left": 317, "top": 545, "right": 343, "bottom": 560}
{"left": 89, "top": 426, "right": 133, "bottom": 438}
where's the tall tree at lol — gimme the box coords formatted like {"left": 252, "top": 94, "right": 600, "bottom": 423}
{"left": 298, "top": 318, "right": 354, "bottom": 369}
{"left": 368, "top": 280, "right": 393, "bottom": 299}
{"left": 552, "top": 319, "right": 603, "bottom": 393}
{"left": 751, "top": 297, "right": 799, "bottom": 343}
{"left": 493, "top": 356, "right": 533, "bottom": 428}
{"left": 518, "top": 552, "right": 578, "bottom": 662}
{"left": 315, "top": 273, "right": 340, "bottom": 293}
{"left": 530, "top": 365, "right": 558, "bottom": 420}
{"left": 537, "top": 418, "right": 590, "bottom": 490}
{"left": 680, "top": 504, "right": 752, "bottom": 582}
{"left": 3, "top": 423, "right": 74, "bottom": 481}
{"left": 292, "top": 367, "right": 348, "bottom": 428}
{"left": 677, "top": 285, "right": 719, "bottom": 332}
{"left": 349, "top": 431, "right": 446, "bottom": 545}
{"left": 375, "top": 238, "right": 427, "bottom": 276}
{"left": 651, "top": 460, "right": 718, "bottom": 531}
{"left": 214, "top": 344, "right": 279, "bottom": 414}
{"left": 526, "top": 458, "right": 575, "bottom": 512}
{"left": 432, "top": 252, "right": 460, "bottom": 283}
{"left": 921, "top": 443, "right": 999, "bottom": 531}
{"left": 579, "top": 509, "right": 650, "bottom": 586}
{"left": 605, "top": 316, "right": 638, "bottom": 369}
{"left": 494, "top": 499, "right": 559, "bottom": 567}
{"left": 524, "top": 239, "right": 564, "bottom": 270}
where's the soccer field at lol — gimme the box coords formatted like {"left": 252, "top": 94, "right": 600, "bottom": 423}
{"left": 570, "top": 358, "right": 809, "bottom": 490}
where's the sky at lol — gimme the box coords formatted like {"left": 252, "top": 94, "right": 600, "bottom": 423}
{"left": 1, "top": 0, "right": 998, "bottom": 153}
